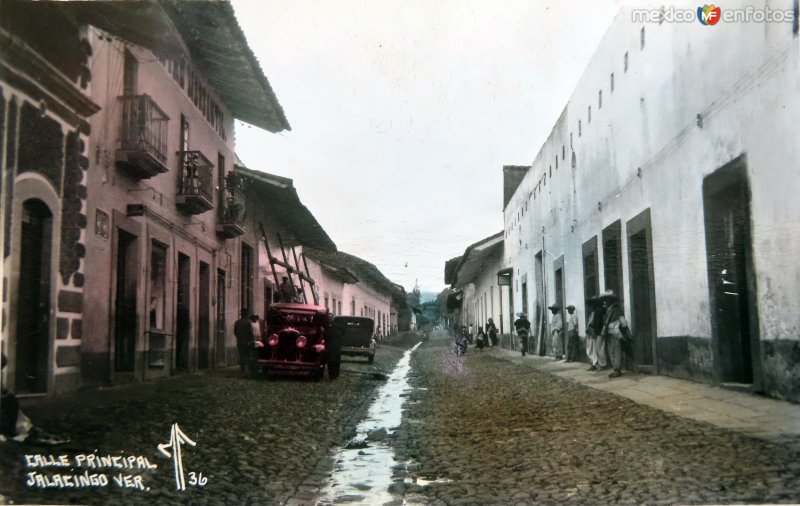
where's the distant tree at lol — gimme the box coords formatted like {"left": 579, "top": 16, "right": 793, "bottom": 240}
{"left": 421, "top": 300, "right": 439, "bottom": 325}
{"left": 406, "top": 286, "right": 421, "bottom": 310}
{"left": 436, "top": 287, "right": 455, "bottom": 315}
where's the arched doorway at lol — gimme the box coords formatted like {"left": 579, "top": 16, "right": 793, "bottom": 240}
{"left": 15, "top": 199, "right": 53, "bottom": 394}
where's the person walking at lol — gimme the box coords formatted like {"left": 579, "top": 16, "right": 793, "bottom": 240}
{"left": 475, "top": 328, "right": 486, "bottom": 350}
{"left": 600, "top": 291, "right": 631, "bottom": 378}
{"left": 549, "top": 304, "right": 564, "bottom": 360}
{"left": 468, "top": 323, "right": 474, "bottom": 344}
{"left": 486, "top": 318, "right": 498, "bottom": 348}
{"left": 565, "top": 305, "right": 580, "bottom": 362}
{"left": 585, "top": 296, "right": 608, "bottom": 371}
{"left": 454, "top": 328, "right": 468, "bottom": 355}
{"left": 234, "top": 309, "right": 254, "bottom": 372}
{"left": 514, "top": 312, "right": 531, "bottom": 356}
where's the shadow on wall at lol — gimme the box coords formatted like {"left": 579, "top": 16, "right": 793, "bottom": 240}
{"left": 761, "top": 341, "right": 800, "bottom": 404}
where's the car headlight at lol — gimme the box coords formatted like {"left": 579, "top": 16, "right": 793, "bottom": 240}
{"left": 296, "top": 335, "right": 307, "bottom": 348}
{"left": 268, "top": 334, "right": 279, "bottom": 346}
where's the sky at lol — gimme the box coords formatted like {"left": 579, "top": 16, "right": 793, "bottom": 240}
{"left": 231, "top": 0, "right": 622, "bottom": 293}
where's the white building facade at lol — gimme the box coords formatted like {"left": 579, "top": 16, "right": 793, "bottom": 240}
{"left": 447, "top": 233, "right": 514, "bottom": 341}
{"left": 504, "top": 2, "right": 800, "bottom": 401}
{"left": 303, "top": 249, "right": 401, "bottom": 338}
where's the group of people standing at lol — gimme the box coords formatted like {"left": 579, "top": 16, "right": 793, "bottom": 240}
{"left": 513, "top": 290, "right": 631, "bottom": 378}
{"left": 234, "top": 310, "right": 266, "bottom": 372}
{"left": 585, "top": 291, "right": 632, "bottom": 378}
{"left": 476, "top": 318, "right": 499, "bottom": 350}
{"left": 545, "top": 304, "right": 581, "bottom": 361}
{"left": 452, "top": 318, "right": 499, "bottom": 354}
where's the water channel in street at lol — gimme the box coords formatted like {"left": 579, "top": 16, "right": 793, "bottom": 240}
{"left": 316, "top": 342, "right": 422, "bottom": 505}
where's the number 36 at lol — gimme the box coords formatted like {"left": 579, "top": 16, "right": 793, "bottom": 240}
{"left": 188, "top": 472, "right": 207, "bottom": 486}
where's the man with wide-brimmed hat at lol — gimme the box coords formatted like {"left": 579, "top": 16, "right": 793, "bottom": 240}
{"left": 599, "top": 290, "right": 630, "bottom": 378}
{"left": 585, "top": 296, "right": 608, "bottom": 371}
{"left": 565, "top": 305, "right": 580, "bottom": 362}
{"left": 279, "top": 276, "right": 297, "bottom": 303}
{"left": 514, "top": 311, "right": 531, "bottom": 356}
{"left": 548, "top": 304, "right": 564, "bottom": 360}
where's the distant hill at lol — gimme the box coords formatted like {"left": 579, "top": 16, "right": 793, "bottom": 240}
{"left": 420, "top": 291, "right": 438, "bottom": 303}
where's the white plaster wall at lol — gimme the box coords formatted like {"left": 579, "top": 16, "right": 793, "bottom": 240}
{"left": 504, "top": 1, "right": 800, "bottom": 342}
{"left": 301, "top": 255, "right": 345, "bottom": 311}
{"left": 459, "top": 253, "right": 508, "bottom": 333}
{"left": 345, "top": 280, "right": 392, "bottom": 331}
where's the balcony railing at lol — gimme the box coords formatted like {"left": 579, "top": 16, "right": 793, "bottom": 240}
{"left": 115, "top": 95, "right": 170, "bottom": 178}
{"left": 176, "top": 151, "right": 214, "bottom": 214}
{"left": 217, "top": 183, "right": 246, "bottom": 238}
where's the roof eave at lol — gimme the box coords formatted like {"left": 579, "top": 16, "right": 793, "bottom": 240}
{"left": 236, "top": 166, "right": 336, "bottom": 252}
{"left": 450, "top": 232, "right": 504, "bottom": 287}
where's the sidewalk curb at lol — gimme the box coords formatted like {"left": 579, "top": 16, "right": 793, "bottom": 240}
{"left": 488, "top": 347, "right": 800, "bottom": 448}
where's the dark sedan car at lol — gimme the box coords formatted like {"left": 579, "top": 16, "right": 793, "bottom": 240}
{"left": 332, "top": 316, "right": 376, "bottom": 364}
{"left": 251, "top": 303, "right": 341, "bottom": 380}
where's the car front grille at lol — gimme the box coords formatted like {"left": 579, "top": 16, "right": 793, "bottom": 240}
{"left": 266, "top": 330, "right": 315, "bottom": 362}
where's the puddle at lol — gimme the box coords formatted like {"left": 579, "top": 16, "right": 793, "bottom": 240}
{"left": 401, "top": 458, "right": 452, "bottom": 489}
{"left": 316, "top": 343, "right": 422, "bottom": 505}
{"left": 408, "top": 476, "right": 452, "bottom": 486}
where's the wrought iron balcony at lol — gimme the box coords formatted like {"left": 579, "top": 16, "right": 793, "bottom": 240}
{"left": 217, "top": 181, "right": 246, "bottom": 238}
{"left": 115, "top": 95, "right": 169, "bottom": 178}
{"left": 176, "top": 151, "right": 214, "bottom": 214}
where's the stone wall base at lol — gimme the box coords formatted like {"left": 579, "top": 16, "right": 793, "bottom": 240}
{"left": 656, "top": 336, "right": 715, "bottom": 384}
{"left": 761, "top": 339, "right": 800, "bottom": 404}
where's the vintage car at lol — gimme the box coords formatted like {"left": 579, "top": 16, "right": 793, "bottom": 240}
{"left": 332, "top": 316, "right": 376, "bottom": 364}
{"left": 251, "top": 303, "right": 341, "bottom": 380}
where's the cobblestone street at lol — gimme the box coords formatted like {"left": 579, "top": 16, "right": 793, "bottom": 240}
{"left": 390, "top": 331, "right": 800, "bottom": 505}
{"left": 0, "top": 337, "right": 417, "bottom": 506}
{"left": 3, "top": 330, "right": 800, "bottom": 505}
